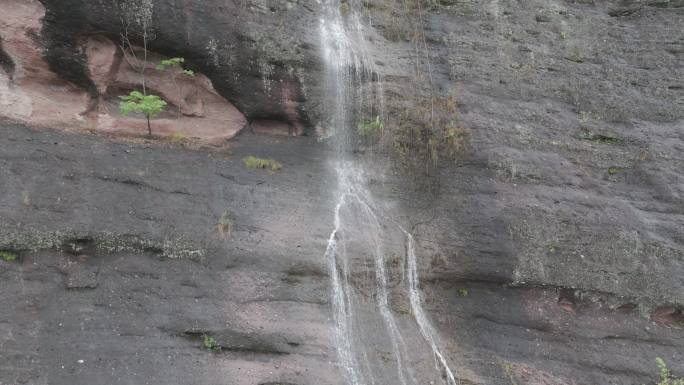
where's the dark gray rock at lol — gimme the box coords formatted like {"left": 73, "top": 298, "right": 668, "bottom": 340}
{"left": 38, "top": 0, "right": 324, "bottom": 128}
{"left": 0, "top": 123, "right": 341, "bottom": 385}
{"left": 364, "top": 0, "right": 684, "bottom": 383}
{"left": 1, "top": 0, "right": 683, "bottom": 384}
{"left": 64, "top": 262, "right": 100, "bottom": 290}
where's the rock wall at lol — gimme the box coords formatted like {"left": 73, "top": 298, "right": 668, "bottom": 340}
{"left": 37, "top": 0, "right": 319, "bottom": 131}
{"left": 366, "top": 1, "right": 684, "bottom": 383}
{"left": 0, "top": 0, "right": 682, "bottom": 384}
{"left": 0, "top": 1, "right": 90, "bottom": 127}
{"left": 0, "top": 124, "right": 342, "bottom": 385}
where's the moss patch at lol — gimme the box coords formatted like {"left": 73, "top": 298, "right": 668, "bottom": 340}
{"left": 202, "top": 334, "right": 222, "bottom": 352}
{"left": 608, "top": 167, "right": 622, "bottom": 175}
{"left": 0, "top": 228, "right": 205, "bottom": 260}
{"left": 579, "top": 130, "right": 625, "bottom": 145}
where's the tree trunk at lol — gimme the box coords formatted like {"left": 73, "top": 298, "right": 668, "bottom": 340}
{"left": 146, "top": 115, "right": 152, "bottom": 138}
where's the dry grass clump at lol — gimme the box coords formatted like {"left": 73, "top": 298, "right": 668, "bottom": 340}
{"left": 169, "top": 131, "right": 187, "bottom": 144}
{"left": 215, "top": 211, "right": 234, "bottom": 239}
{"left": 243, "top": 156, "right": 283, "bottom": 172}
{"left": 389, "top": 93, "right": 469, "bottom": 165}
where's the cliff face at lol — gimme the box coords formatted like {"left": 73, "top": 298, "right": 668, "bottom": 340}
{"left": 0, "top": 0, "right": 683, "bottom": 385}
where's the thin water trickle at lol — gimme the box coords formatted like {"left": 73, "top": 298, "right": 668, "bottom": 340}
{"left": 319, "top": 0, "right": 458, "bottom": 384}
{"left": 404, "top": 231, "right": 459, "bottom": 385}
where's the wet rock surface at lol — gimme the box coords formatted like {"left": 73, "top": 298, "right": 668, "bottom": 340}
{"left": 370, "top": 1, "right": 684, "bottom": 383}
{"left": 400, "top": 0, "right": 684, "bottom": 315}
{"left": 0, "top": 123, "right": 341, "bottom": 385}
{"left": 0, "top": 0, "right": 683, "bottom": 384}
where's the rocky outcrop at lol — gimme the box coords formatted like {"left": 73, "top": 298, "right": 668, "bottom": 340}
{"left": 36, "top": 0, "right": 319, "bottom": 130}
{"left": 85, "top": 35, "right": 246, "bottom": 142}
{"left": 0, "top": 0, "right": 247, "bottom": 143}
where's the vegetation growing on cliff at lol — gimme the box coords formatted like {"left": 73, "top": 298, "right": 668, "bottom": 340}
{"left": 579, "top": 130, "right": 625, "bottom": 145}
{"left": 215, "top": 211, "right": 234, "bottom": 239}
{"left": 156, "top": 57, "right": 195, "bottom": 118}
{"left": 119, "top": 91, "right": 167, "bottom": 136}
{"left": 117, "top": 0, "right": 167, "bottom": 137}
{"left": 391, "top": 93, "right": 469, "bottom": 165}
{"left": 201, "top": 335, "right": 221, "bottom": 352}
{"left": 358, "top": 92, "right": 469, "bottom": 171}
{"left": 0, "top": 250, "right": 17, "bottom": 262}
{"left": 656, "top": 358, "right": 684, "bottom": 385}
{"left": 357, "top": 116, "right": 384, "bottom": 138}
{"left": 243, "top": 156, "right": 283, "bottom": 172}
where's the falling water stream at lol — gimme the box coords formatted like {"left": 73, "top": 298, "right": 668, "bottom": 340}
{"left": 319, "top": 0, "right": 458, "bottom": 384}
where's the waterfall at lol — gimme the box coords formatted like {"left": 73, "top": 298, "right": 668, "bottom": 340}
{"left": 319, "top": 0, "right": 458, "bottom": 384}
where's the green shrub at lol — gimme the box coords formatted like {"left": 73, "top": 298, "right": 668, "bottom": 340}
{"left": 156, "top": 57, "right": 195, "bottom": 119}
{"left": 169, "top": 132, "right": 186, "bottom": 143}
{"left": 391, "top": 94, "right": 469, "bottom": 165}
{"left": 656, "top": 357, "right": 684, "bottom": 385}
{"left": 202, "top": 334, "right": 221, "bottom": 352}
{"left": 243, "top": 156, "right": 282, "bottom": 172}
{"left": 0, "top": 250, "right": 17, "bottom": 262}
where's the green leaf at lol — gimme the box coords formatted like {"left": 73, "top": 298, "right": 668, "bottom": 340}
{"left": 157, "top": 57, "right": 185, "bottom": 70}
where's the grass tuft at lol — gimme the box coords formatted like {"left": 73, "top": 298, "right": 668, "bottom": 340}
{"left": 202, "top": 334, "right": 221, "bottom": 352}
{"left": 358, "top": 116, "right": 384, "bottom": 138}
{"left": 579, "top": 130, "right": 624, "bottom": 145}
{"left": 608, "top": 167, "right": 622, "bottom": 175}
{"left": 169, "top": 132, "right": 186, "bottom": 143}
{"left": 215, "top": 211, "right": 234, "bottom": 239}
{"left": 0, "top": 250, "right": 18, "bottom": 262}
{"left": 243, "top": 156, "right": 282, "bottom": 172}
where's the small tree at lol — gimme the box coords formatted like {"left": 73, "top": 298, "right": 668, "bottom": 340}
{"left": 120, "top": 91, "right": 167, "bottom": 137}
{"left": 156, "top": 57, "right": 195, "bottom": 118}
{"left": 117, "top": 0, "right": 167, "bottom": 138}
